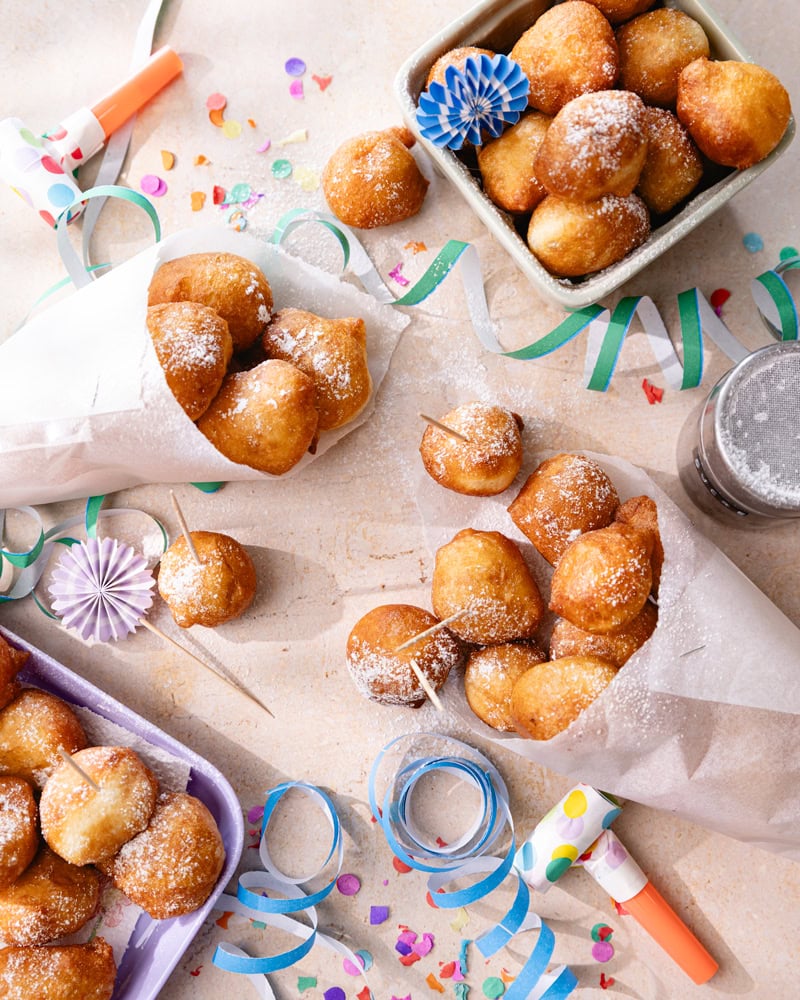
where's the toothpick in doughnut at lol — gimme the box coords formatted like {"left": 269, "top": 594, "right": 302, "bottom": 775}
{"left": 138, "top": 617, "right": 275, "bottom": 719}
{"left": 57, "top": 747, "right": 101, "bottom": 791}
{"left": 409, "top": 658, "right": 444, "bottom": 711}
{"left": 393, "top": 609, "right": 468, "bottom": 653}
{"left": 169, "top": 489, "right": 202, "bottom": 565}
{"left": 419, "top": 412, "right": 470, "bottom": 443}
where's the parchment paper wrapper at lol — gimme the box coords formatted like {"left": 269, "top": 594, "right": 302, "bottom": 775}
{"left": 0, "top": 227, "right": 409, "bottom": 507}
{"left": 416, "top": 452, "right": 800, "bottom": 859}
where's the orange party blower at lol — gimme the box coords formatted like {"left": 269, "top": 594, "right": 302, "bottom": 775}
{"left": 580, "top": 829, "right": 718, "bottom": 984}
{"left": 43, "top": 46, "right": 183, "bottom": 172}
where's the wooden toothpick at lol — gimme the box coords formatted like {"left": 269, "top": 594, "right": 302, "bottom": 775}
{"left": 393, "top": 609, "right": 468, "bottom": 653}
{"left": 409, "top": 658, "right": 444, "bottom": 711}
{"left": 57, "top": 747, "right": 101, "bottom": 791}
{"left": 139, "top": 617, "right": 275, "bottom": 720}
{"left": 169, "top": 490, "right": 202, "bottom": 565}
{"left": 419, "top": 412, "right": 470, "bottom": 443}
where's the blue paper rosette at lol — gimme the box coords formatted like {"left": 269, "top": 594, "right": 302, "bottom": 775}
{"left": 416, "top": 53, "right": 530, "bottom": 150}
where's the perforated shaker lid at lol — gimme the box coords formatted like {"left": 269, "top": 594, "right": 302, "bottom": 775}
{"left": 702, "top": 341, "right": 800, "bottom": 516}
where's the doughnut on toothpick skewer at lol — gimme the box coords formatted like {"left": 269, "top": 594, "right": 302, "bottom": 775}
{"left": 392, "top": 609, "right": 468, "bottom": 653}
{"left": 56, "top": 747, "right": 101, "bottom": 792}
{"left": 419, "top": 412, "right": 470, "bottom": 442}
{"left": 409, "top": 658, "right": 444, "bottom": 711}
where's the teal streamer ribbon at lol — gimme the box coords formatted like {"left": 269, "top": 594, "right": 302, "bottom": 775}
{"left": 368, "top": 733, "right": 577, "bottom": 1000}
{"left": 270, "top": 208, "right": 798, "bottom": 392}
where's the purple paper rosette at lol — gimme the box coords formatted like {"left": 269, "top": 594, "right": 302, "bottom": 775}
{"left": 416, "top": 53, "right": 530, "bottom": 150}
{"left": 49, "top": 536, "right": 155, "bottom": 642}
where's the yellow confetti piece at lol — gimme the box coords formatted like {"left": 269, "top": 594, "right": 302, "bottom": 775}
{"left": 160, "top": 149, "right": 175, "bottom": 170}
{"left": 194, "top": 154, "right": 209, "bottom": 166}
{"left": 293, "top": 165, "right": 319, "bottom": 193}
{"left": 449, "top": 907, "right": 470, "bottom": 932}
{"left": 222, "top": 119, "right": 243, "bottom": 139}
{"left": 190, "top": 191, "right": 206, "bottom": 211}
{"left": 208, "top": 107, "right": 225, "bottom": 127}
{"left": 276, "top": 128, "right": 308, "bottom": 146}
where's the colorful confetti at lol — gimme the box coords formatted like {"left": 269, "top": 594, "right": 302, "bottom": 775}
{"left": 440, "top": 961, "right": 456, "bottom": 978}
{"left": 194, "top": 154, "right": 210, "bottom": 166}
{"left": 405, "top": 240, "right": 428, "bottom": 254}
{"left": 277, "top": 128, "right": 309, "bottom": 146}
{"left": 392, "top": 856, "right": 412, "bottom": 874}
{"left": 228, "top": 182, "right": 252, "bottom": 203}
{"left": 313, "top": 74, "right": 333, "bottom": 91}
{"left": 189, "top": 966, "right": 203, "bottom": 977}
{"left": 336, "top": 873, "right": 361, "bottom": 896}
{"left": 591, "top": 940, "right": 615, "bottom": 963}
{"left": 600, "top": 973, "right": 615, "bottom": 990}
{"left": 256, "top": 138, "right": 272, "bottom": 153}
{"left": 482, "top": 976, "right": 505, "bottom": 998}
{"left": 454, "top": 985, "right": 470, "bottom": 1000}
{"left": 343, "top": 953, "right": 366, "bottom": 976}
{"left": 271, "top": 159, "right": 293, "bottom": 179}
{"left": 370, "top": 905, "right": 389, "bottom": 925}
{"left": 285, "top": 57, "right": 307, "bottom": 77}
{"left": 591, "top": 924, "right": 614, "bottom": 942}
{"left": 389, "top": 262, "right": 411, "bottom": 287}
{"left": 426, "top": 973, "right": 446, "bottom": 993}
{"left": 215, "top": 911, "right": 233, "bottom": 929}
{"left": 222, "top": 119, "right": 243, "bottom": 139}
{"left": 450, "top": 907, "right": 470, "bottom": 931}
{"left": 324, "top": 989, "right": 346, "bottom": 1000}
{"left": 459, "top": 939, "right": 470, "bottom": 974}
{"left": 206, "top": 92, "right": 227, "bottom": 110}
{"left": 293, "top": 166, "right": 320, "bottom": 192}
{"left": 642, "top": 378, "right": 664, "bottom": 404}
{"left": 212, "top": 185, "right": 227, "bottom": 204}
{"left": 710, "top": 287, "right": 731, "bottom": 316}
{"left": 780, "top": 245, "right": 799, "bottom": 260}
{"left": 499, "top": 969, "right": 514, "bottom": 984}
{"left": 227, "top": 208, "right": 247, "bottom": 231}
{"left": 298, "top": 976, "right": 317, "bottom": 991}
{"left": 160, "top": 149, "right": 175, "bottom": 170}
{"left": 140, "top": 174, "right": 167, "bottom": 196}
{"left": 289, "top": 80, "right": 304, "bottom": 100}
{"left": 247, "top": 118, "right": 257, "bottom": 128}
{"left": 357, "top": 990, "right": 373, "bottom": 1000}
{"left": 743, "top": 231, "right": 764, "bottom": 253}
{"left": 208, "top": 108, "right": 226, "bottom": 127}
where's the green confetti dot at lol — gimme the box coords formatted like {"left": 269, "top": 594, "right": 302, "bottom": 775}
{"left": 271, "top": 158, "right": 293, "bottom": 179}
{"left": 779, "top": 245, "right": 799, "bottom": 260}
{"left": 297, "top": 976, "right": 317, "bottom": 992}
{"left": 545, "top": 856, "right": 573, "bottom": 882}
{"left": 229, "top": 182, "right": 252, "bottom": 203}
{"left": 591, "top": 922, "right": 614, "bottom": 942}
{"left": 483, "top": 976, "right": 506, "bottom": 998}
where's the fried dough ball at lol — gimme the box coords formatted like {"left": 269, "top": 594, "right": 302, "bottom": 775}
{"left": 527, "top": 192, "right": 650, "bottom": 278}
{"left": 510, "top": 655, "right": 619, "bottom": 740}
{"left": 508, "top": 453, "right": 620, "bottom": 566}
{"left": 0, "top": 844, "right": 100, "bottom": 946}
{"left": 0, "top": 635, "right": 28, "bottom": 710}
{"left": 426, "top": 45, "right": 495, "bottom": 87}
{"left": 262, "top": 308, "right": 372, "bottom": 431}
{"left": 510, "top": 2, "right": 619, "bottom": 116}
{"left": 535, "top": 90, "right": 648, "bottom": 201}
{"left": 146, "top": 302, "right": 233, "bottom": 421}
{"left": 0, "top": 938, "right": 116, "bottom": 1000}
{"left": 346, "top": 604, "right": 464, "bottom": 707}
{"left": 617, "top": 9, "right": 710, "bottom": 108}
{"left": 157, "top": 530, "right": 257, "bottom": 629}
{"left": 464, "top": 641, "right": 547, "bottom": 732}
{"left": 583, "top": 0, "right": 655, "bottom": 25}
{"left": 677, "top": 58, "right": 792, "bottom": 169}
{"left": 550, "top": 523, "right": 653, "bottom": 634}
{"left": 431, "top": 529, "right": 544, "bottom": 645}
{"left": 196, "top": 359, "right": 319, "bottom": 475}
{"left": 40, "top": 746, "right": 158, "bottom": 866}
{"left": 148, "top": 251, "right": 273, "bottom": 352}
{"left": 420, "top": 402, "right": 524, "bottom": 496}
{"left": 98, "top": 792, "right": 225, "bottom": 919}
{"left": 476, "top": 113, "right": 551, "bottom": 213}
{"left": 0, "top": 690, "right": 87, "bottom": 789}
{"left": 636, "top": 107, "right": 703, "bottom": 215}
{"left": 322, "top": 126, "right": 429, "bottom": 229}
{"left": 0, "top": 777, "right": 38, "bottom": 891}
{"left": 615, "top": 494, "right": 663, "bottom": 593}
{"left": 549, "top": 600, "right": 657, "bottom": 666}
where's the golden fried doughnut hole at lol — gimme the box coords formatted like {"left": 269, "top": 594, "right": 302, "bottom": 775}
{"left": 0, "top": 938, "right": 116, "bottom": 1000}
{"left": 550, "top": 523, "right": 653, "bottom": 634}
{"left": 617, "top": 9, "right": 710, "bottom": 108}
{"left": 677, "top": 58, "right": 792, "bottom": 169}
{"left": 98, "top": 792, "right": 225, "bottom": 920}
{"left": 549, "top": 600, "right": 657, "bottom": 666}
{"left": 0, "top": 690, "right": 87, "bottom": 789}
{"left": 420, "top": 402, "right": 524, "bottom": 496}
{"left": 146, "top": 302, "right": 233, "bottom": 421}
{"left": 426, "top": 46, "right": 495, "bottom": 87}
{"left": 511, "top": 655, "right": 618, "bottom": 740}
{"left": 196, "top": 359, "right": 319, "bottom": 475}
{"left": 322, "top": 126, "right": 429, "bottom": 229}
{"left": 636, "top": 107, "right": 703, "bottom": 215}
{"left": 0, "top": 635, "right": 28, "bottom": 710}
{"left": 527, "top": 192, "right": 650, "bottom": 278}
{"left": 510, "top": 2, "right": 618, "bottom": 116}
{"left": 0, "top": 845, "right": 100, "bottom": 946}
{"left": 157, "top": 530, "right": 257, "bottom": 629}
{"left": 346, "top": 604, "right": 464, "bottom": 707}
{"left": 40, "top": 746, "right": 158, "bottom": 866}
{"left": 476, "top": 112, "right": 551, "bottom": 213}
{"left": 583, "top": 0, "right": 655, "bottom": 25}
{"left": 508, "top": 453, "right": 619, "bottom": 566}
{"left": 148, "top": 252, "right": 273, "bottom": 352}
{"left": 535, "top": 90, "right": 648, "bottom": 200}
{"left": 615, "top": 494, "right": 663, "bottom": 593}
{"left": 431, "top": 529, "right": 544, "bottom": 645}
{"left": 464, "top": 641, "right": 547, "bottom": 732}
{"left": 0, "top": 776, "right": 38, "bottom": 890}
{"left": 262, "top": 308, "right": 372, "bottom": 431}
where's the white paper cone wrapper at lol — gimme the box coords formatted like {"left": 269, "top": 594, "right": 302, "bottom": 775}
{"left": 416, "top": 452, "right": 800, "bottom": 859}
{"left": 0, "top": 227, "right": 409, "bottom": 507}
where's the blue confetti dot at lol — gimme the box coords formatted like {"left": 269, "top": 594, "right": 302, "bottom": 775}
{"left": 743, "top": 232, "right": 764, "bottom": 253}
{"left": 285, "top": 57, "right": 306, "bottom": 77}
{"left": 47, "top": 182, "right": 77, "bottom": 207}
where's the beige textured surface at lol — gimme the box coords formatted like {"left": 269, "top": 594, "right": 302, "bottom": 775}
{"left": 1, "top": 1, "right": 799, "bottom": 998}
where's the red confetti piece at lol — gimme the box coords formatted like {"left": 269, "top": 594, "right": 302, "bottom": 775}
{"left": 641, "top": 378, "right": 664, "bottom": 404}
{"left": 393, "top": 856, "right": 412, "bottom": 873}
{"left": 312, "top": 74, "right": 333, "bottom": 91}
{"left": 213, "top": 185, "right": 227, "bottom": 205}
{"left": 399, "top": 952, "right": 421, "bottom": 967}
{"left": 600, "top": 973, "right": 615, "bottom": 989}
{"left": 189, "top": 966, "right": 203, "bottom": 976}
{"left": 710, "top": 288, "right": 731, "bottom": 310}
{"left": 357, "top": 989, "right": 372, "bottom": 1000}
{"left": 435, "top": 836, "right": 448, "bottom": 847}
{"left": 612, "top": 899, "right": 630, "bottom": 916}
{"left": 215, "top": 911, "right": 233, "bottom": 929}
{"left": 440, "top": 961, "right": 456, "bottom": 978}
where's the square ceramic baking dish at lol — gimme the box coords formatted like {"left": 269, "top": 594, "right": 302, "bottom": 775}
{"left": 395, "top": 0, "right": 796, "bottom": 309}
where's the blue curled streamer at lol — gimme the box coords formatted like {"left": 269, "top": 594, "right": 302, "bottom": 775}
{"left": 369, "top": 733, "right": 577, "bottom": 999}
{"left": 212, "top": 781, "right": 373, "bottom": 996}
